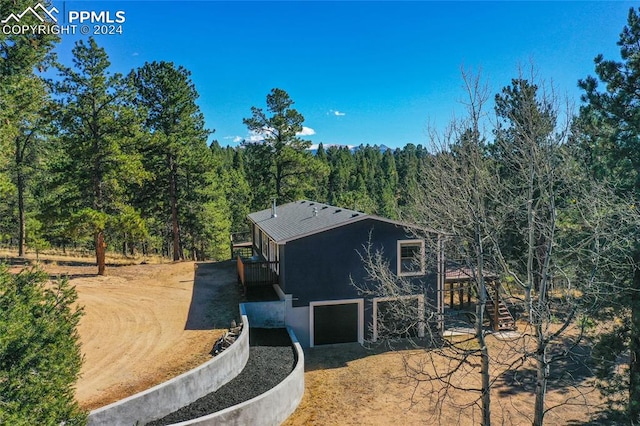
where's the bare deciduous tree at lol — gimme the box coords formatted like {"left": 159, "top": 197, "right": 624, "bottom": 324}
{"left": 354, "top": 69, "right": 499, "bottom": 425}
{"left": 353, "top": 68, "right": 625, "bottom": 425}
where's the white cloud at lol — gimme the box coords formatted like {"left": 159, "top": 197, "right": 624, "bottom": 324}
{"left": 297, "top": 126, "right": 316, "bottom": 136}
{"left": 241, "top": 126, "right": 315, "bottom": 143}
{"left": 334, "top": 110, "right": 346, "bottom": 116}
{"left": 222, "top": 135, "right": 244, "bottom": 143}
{"left": 246, "top": 130, "right": 265, "bottom": 143}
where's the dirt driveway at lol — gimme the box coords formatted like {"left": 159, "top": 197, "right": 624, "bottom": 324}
{"left": 7, "top": 254, "right": 603, "bottom": 423}
{"left": 47, "top": 260, "right": 240, "bottom": 410}
{"left": 284, "top": 335, "right": 603, "bottom": 425}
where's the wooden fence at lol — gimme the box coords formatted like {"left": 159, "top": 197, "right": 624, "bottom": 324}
{"left": 236, "top": 256, "right": 279, "bottom": 292}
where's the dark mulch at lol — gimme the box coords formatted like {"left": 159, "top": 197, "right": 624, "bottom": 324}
{"left": 146, "top": 328, "right": 295, "bottom": 426}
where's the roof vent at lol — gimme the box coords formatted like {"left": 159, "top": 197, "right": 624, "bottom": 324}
{"left": 335, "top": 209, "right": 342, "bottom": 213}
{"left": 351, "top": 213, "right": 359, "bottom": 218}
{"left": 313, "top": 207, "right": 318, "bottom": 217}
{"left": 271, "top": 199, "right": 277, "bottom": 218}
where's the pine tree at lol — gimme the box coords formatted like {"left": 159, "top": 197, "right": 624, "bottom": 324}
{"left": 133, "top": 61, "right": 211, "bottom": 261}
{"left": 51, "top": 37, "right": 147, "bottom": 274}
{"left": 578, "top": 8, "right": 640, "bottom": 422}
{"left": 243, "top": 88, "right": 327, "bottom": 209}
{"left": 0, "top": 0, "right": 58, "bottom": 256}
{"left": 0, "top": 266, "right": 85, "bottom": 425}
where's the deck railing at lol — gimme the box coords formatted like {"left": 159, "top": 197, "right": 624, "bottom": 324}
{"left": 236, "top": 256, "right": 279, "bottom": 292}
{"left": 230, "top": 231, "right": 253, "bottom": 259}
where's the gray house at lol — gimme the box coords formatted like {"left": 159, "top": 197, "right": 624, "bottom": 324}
{"left": 236, "top": 200, "right": 445, "bottom": 347}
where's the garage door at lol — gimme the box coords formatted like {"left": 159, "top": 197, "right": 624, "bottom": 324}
{"left": 373, "top": 295, "right": 424, "bottom": 342}
{"left": 312, "top": 302, "right": 360, "bottom": 346}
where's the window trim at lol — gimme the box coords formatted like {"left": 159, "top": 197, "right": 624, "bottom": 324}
{"left": 397, "top": 239, "right": 425, "bottom": 277}
{"left": 372, "top": 295, "right": 425, "bottom": 342}
{"left": 309, "top": 299, "right": 364, "bottom": 348}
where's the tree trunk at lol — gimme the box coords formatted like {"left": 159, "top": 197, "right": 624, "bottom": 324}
{"left": 630, "top": 253, "right": 640, "bottom": 423}
{"left": 17, "top": 169, "right": 26, "bottom": 257}
{"left": 168, "top": 154, "right": 181, "bottom": 261}
{"left": 15, "top": 138, "right": 26, "bottom": 258}
{"left": 275, "top": 156, "right": 284, "bottom": 202}
{"left": 476, "top": 224, "right": 491, "bottom": 426}
{"left": 476, "top": 279, "right": 491, "bottom": 426}
{"left": 95, "top": 230, "right": 106, "bottom": 275}
{"left": 533, "top": 336, "right": 548, "bottom": 426}
{"left": 481, "top": 334, "right": 491, "bottom": 426}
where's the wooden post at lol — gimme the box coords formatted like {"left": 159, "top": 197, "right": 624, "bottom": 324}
{"left": 450, "top": 282, "right": 454, "bottom": 308}
{"left": 493, "top": 281, "right": 499, "bottom": 331}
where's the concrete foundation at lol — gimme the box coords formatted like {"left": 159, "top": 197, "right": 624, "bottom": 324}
{"left": 87, "top": 307, "right": 250, "bottom": 426}
{"left": 241, "top": 300, "right": 285, "bottom": 328}
{"left": 172, "top": 326, "right": 305, "bottom": 426}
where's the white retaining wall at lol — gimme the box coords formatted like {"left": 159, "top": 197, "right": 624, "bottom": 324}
{"left": 241, "top": 300, "right": 285, "bottom": 328}
{"left": 87, "top": 307, "right": 250, "bottom": 426}
{"left": 173, "top": 326, "right": 305, "bottom": 426}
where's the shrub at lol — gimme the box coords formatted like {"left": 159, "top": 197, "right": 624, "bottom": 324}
{"left": 0, "top": 265, "right": 86, "bottom": 425}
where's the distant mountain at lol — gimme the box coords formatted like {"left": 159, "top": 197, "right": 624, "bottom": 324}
{"left": 309, "top": 143, "right": 393, "bottom": 155}
{"left": 353, "top": 144, "right": 393, "bottom": 153}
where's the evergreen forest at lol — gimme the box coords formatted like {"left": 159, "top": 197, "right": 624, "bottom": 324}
{"left": 4, "top": 3, "right": 640, "bottom": 424}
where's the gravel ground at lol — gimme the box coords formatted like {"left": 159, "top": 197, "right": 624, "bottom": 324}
{"left": 146, "top": 328, "right": 295, "bottom": 426}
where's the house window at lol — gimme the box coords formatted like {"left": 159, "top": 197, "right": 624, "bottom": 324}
{"left": 253, "top": 225, "right": 260, "bottom": 252}
{"left": 372, "top": 295, "right": 425, "bottom": 342}
{"left": 261, "top": 230, "right": 268, "bottom": 257}
{"left": 269, "top": 240, "right": 279, "bottom": 274}
{"left": 397, "top": 240, "right": 425, "bottom": 276}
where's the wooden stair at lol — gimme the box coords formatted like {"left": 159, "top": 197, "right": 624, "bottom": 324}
{"left": 485, "top": 284, "right": 516, "bottom": 331}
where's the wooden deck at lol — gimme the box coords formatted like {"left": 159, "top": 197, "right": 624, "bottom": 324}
{"left": 236, "top": 255, "right": 279, "bottom": 294}
{"left": 444, "top": 267, "right": 516, "bottom": 331}
{"left": 230, "top": 231, "right": 253, "bottom": 259}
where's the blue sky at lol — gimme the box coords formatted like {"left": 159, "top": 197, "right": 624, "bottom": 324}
{"left": 45, "top": 1, "right": 634, "bottom": 148}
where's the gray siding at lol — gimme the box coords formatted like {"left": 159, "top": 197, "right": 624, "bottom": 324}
{"left": 282, "top": 218, "right": 435, "bottom": 307}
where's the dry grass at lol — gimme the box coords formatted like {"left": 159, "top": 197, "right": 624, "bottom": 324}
{"left": 285, "top": 325, "right": 604, "bottom": 426}
{"left": 0, "top": 247, "right": 168, "bottom": 267}
{"left": 3, "top": 252, "right": 607, "bottom": 423}
{"left": 4, "top": 254, "right": 232, "bottom": 411}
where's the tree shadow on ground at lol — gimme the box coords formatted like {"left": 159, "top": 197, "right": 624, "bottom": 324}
{"left": 303, "top": 337, "right": 432, "bottom": 372}
{"left": 47, "top": 273, "right": 99, "bottom": 280}
{"left": 249, "top": 328, "right": 292, "bottom": 346}
{"left": 495, "top": 336, "right": 594, "bottom": 398}
{"left": 184, "top": 260, "right": 241, "bottom": 331}
{"left": 2, "top": 255, "right": 135, "bottom": 268}
{"left": 2, "top": 255, "right": 138, "bottom": 280}
{"left": 566, "top": 408, "right": 628, "bottom": 425}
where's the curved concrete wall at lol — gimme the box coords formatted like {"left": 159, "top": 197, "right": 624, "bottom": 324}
{"left": 175, "top": 326, "right": 305, "bottom": 426}
{"left": 87, "top": 309, "right": 250, "bottom": 426}
{"left": 242, "top": 300, "right": 285, "bottom": 328}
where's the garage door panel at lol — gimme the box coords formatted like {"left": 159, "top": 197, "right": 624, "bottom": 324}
{"left": 377, "top": 300, "right": 419, "bottom": 338}
{"left": 374, "top": 296, "right": 424, "bottom": 342}
{"left": 313, "top": 303, "right": 358, "bottom": 345}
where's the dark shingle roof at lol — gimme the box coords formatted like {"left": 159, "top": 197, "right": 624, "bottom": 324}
{"left": 248, "top": 200, "right": 368, "bottom": 243}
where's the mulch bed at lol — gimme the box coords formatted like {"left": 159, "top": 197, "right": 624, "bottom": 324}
{"left": 146, "top": 328, "right": 295, "bottom": 425}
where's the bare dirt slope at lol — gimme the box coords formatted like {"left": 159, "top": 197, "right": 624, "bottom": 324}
{"left": 24, "top": 259, "right": 238, "bottom": 411}
{"left": 6, "top": 254, "right": 603, "bottom": 423}
{"left": 284, "top": 338, "right": 602, "bottom": 426}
